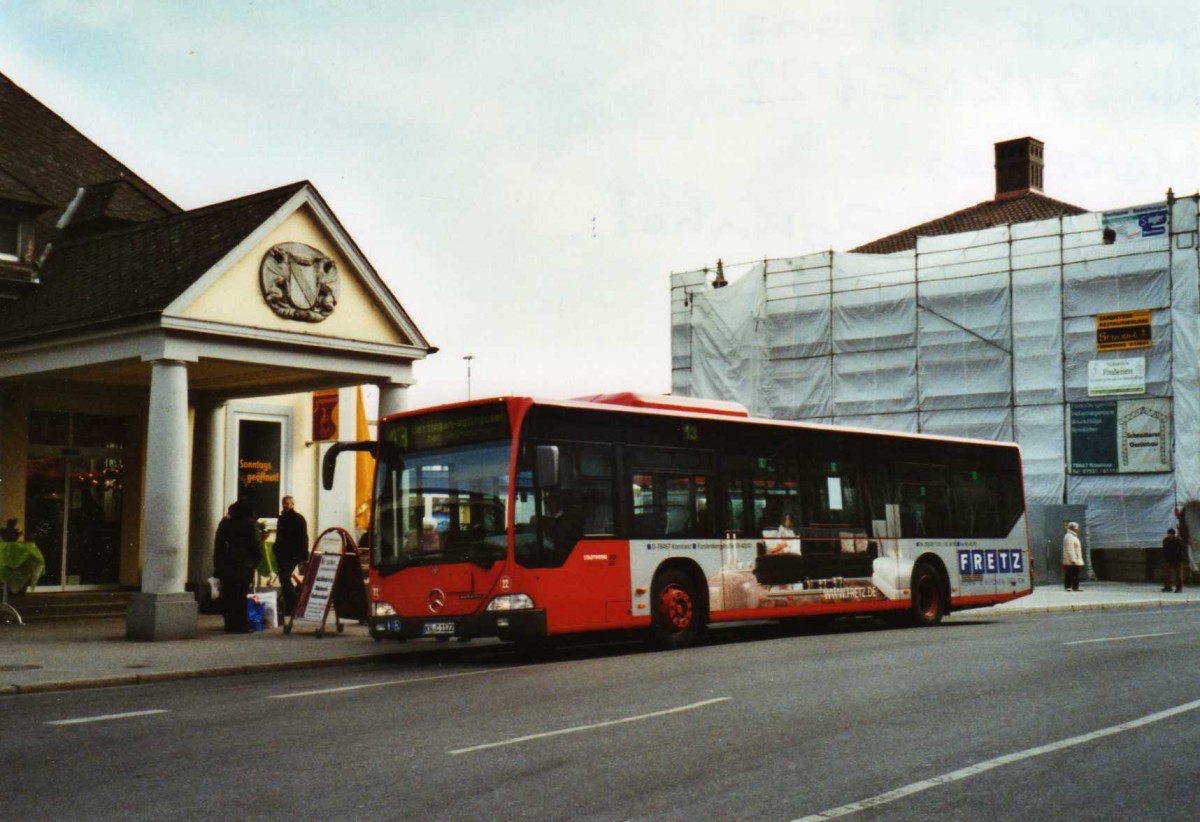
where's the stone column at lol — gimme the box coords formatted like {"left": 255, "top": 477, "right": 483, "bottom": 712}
{"left": 127, "top": 359, "right": 198, "bottom": 640}
{"left": 378, "top": 383, "right": 409, "bottom": 419}
{"left": 189, "top": 399, "right": 226, "bottom": 590}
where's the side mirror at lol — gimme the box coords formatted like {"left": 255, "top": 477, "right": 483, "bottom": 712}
{"left": 536, "top": 445, "right": 560, "bottom": 489}
{"left": 322, "top": 441, "right": 376, "bottom": 490}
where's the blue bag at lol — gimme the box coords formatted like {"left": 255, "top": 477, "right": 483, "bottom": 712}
{"left": 246, "top": 597, "right": 266, "bottom": 632}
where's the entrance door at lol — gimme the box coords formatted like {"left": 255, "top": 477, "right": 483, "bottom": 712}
{"left": 24, "top": 410, "right": 127, "bottom": 590}
{"left": 25, "top": 454, "right": 124, "bottom": 589}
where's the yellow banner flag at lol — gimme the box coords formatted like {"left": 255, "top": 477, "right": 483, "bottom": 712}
{"left": 355, "top": 386, "right": 374, "bottom": 534}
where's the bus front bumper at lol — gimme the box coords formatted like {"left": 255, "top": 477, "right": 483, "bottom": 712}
{"left": 368, "top": 609, "right": 547, "bottom": 641}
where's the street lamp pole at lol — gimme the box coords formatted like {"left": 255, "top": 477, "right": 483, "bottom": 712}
{"left": 463, "top": 354, "right": 474, "bottom": 399}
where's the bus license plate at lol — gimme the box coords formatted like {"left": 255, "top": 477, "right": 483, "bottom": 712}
{"left": 422, "top": 621, "right": 455, "bottom": 636}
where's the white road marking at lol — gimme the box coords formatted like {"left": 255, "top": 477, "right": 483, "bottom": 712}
{"left": 47, "top": 709, "right": 169, "bottom": 726}
{"left": 794, "top": 697, "right": 1200, "bottom": 821}
{"left": 269, "top": 664, "right": 538, "bottom": 699}
{"left": 1065, "top": 631, "right": 1178, "bottom": 645}
{"left": 448, "top": 697, "right": 731, "bottom": 755}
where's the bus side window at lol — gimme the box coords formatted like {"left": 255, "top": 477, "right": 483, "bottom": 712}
{"left": 859, "top": 461, "right": 889, "bottom": 538}
{"left": 720, "top": 456, "right": 751, "bottom": 537}
{"left": 750, "top": 457, "right": 800, "bottom": 537}
{"left": 951, "top": 469, "right": 1000, "bottom": 537}
{"left": 632, "top": 473, "right": 705, "bottom": 537}
{"left": 891, "top": 463, "right": 950, "bottom": 538}
{"left": 577, "top": 444, "right": 615, "bottom": 535}
{"left": 629, "top": 447, "right": 716, "bottom": 538}
{"left": 806, "top": 460, "right": 861, "bottom": 525}
{"left": 523, "top": 441, "right": 617, "bottom": 568}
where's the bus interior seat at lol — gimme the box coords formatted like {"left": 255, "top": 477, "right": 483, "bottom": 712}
{"left": 634, "top": 508, "right": 667, "bottom": 537}
{"left": 665, "top": 504, "right": 691, "bottom": 536}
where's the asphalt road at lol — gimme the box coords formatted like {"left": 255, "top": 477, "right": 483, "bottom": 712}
{"left": 3, "top": 607, "right": 1200, "bottom": 821}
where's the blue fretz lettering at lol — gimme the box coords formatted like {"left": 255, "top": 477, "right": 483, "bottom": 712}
{"left": 957, "top": 549, "right": 1026, "bottom": 575}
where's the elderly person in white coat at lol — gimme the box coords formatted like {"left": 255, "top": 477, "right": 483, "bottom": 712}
{"left": 1062, "top": 521, "right": 1084, "bottom": 592}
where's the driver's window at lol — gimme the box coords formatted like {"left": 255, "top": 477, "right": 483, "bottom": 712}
{"left": 518, "top": 441, "right": 615, "bottom": 568}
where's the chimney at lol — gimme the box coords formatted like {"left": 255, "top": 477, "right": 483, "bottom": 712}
{"left": 711, "top": 258, "right": 727, "bottom": 289}
{"left": 994, "top": 136, "right": 1044, "bottom": 199}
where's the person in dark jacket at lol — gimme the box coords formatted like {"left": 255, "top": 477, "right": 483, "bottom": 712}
{"left": 214, "top": 500, "right": 264, "bottom": 633}
{"left": 1162, "top": 527, "right": 1187, "bottom": 593}
{"left": 274, "top": 495, "right": 309, "bottom": 617}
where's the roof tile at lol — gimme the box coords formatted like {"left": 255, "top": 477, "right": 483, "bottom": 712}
{"left": 0, "top": 72, "right": 178, "bottom": 228}
{"left": 851, "top": 191, "right": 1088, "bottom": 254}
{"left": 0, "top": 182, "right": 307, "bottom": 341}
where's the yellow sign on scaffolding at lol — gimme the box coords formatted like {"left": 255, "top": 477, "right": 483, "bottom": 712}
{"left": 1096, "top": 310, "right": 1151, "bottom": 351}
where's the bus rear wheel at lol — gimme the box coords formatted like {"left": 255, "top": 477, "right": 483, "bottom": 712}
{"left": 909, "top": 561, "right": 946, "bottom": 626}
{"left": 651, "top": 568, "right": 704, "bottom": 650}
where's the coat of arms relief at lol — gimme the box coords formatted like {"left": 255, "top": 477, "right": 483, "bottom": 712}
{"left": 260, "top": 242, "right": 339, "bottom": 322}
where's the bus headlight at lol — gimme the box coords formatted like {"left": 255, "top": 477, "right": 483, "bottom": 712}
{"left": 485, "top": 594, "right": 535, "bottom": 611}
{"left": 372, "top": 601, "right": 397, "bottom": 617}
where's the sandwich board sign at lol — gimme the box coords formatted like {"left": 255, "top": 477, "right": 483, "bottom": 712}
{"left": 284, "top": 527, "right": 367, "bottom": 637}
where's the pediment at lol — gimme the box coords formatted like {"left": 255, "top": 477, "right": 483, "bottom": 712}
{"left": 167, "top": 186, "right": 427, "bottom": 351}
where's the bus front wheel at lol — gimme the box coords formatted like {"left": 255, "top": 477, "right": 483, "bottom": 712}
{"left": 909, "top": 561, "right": 946, "bottom": 626}
{"left": 651, "top": 568, "right": 704, "bottom": 650}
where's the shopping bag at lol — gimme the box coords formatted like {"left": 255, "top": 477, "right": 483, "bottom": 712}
{"left": 258, "top": 591, "right": 279, "bottom": 629}
{"left": 246, "top": 595, "right": 266, "bottom": 632}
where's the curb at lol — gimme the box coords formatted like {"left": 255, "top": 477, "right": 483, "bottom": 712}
{"left": 987, "top": 599, "right": 1199, "bottom": 617}
{"left": 4, "top": 650, "right": 408, "bottom": 696}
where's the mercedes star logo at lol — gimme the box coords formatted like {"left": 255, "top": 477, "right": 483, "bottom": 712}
{"left": 428, "top": 588, "right": 446, "bottom": 613}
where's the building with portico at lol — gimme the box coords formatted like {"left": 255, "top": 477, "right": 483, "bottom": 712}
{"left": 0, "top": 71, "right": 432, "bottom": 638}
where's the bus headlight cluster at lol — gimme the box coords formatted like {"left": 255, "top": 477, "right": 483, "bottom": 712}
{"left": 485, "top": 594, "right": 535, "bottom": 611}
{"left": 371, "top": 601, "right": 397, "bottom": 617}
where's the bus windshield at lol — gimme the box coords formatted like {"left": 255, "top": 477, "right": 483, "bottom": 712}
{"left": 372, "top": 440, "right": 511, "bottom": 572}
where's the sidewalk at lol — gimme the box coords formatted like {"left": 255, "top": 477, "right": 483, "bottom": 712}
{"left": 0, "top": 613, "right": 421, "bottom": 696}
{"left": 985, "top": 580, "right": 1200, "bottom": 615}
{"left": 2, "top": 582, "right": 1197, "bottom": 695}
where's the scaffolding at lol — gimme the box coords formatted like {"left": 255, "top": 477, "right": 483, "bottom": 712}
{"left": 671, "top": 195, "right": 1200, "bottom": 552}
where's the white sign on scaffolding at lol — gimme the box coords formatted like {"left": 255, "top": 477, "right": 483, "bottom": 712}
{"left": 1088, "top": 358, "right": 1146, "bottom": 397}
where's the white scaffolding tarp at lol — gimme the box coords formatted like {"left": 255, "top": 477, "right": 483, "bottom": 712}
{"left": 671, "top": 197, "right": 1200, "bottom": 551}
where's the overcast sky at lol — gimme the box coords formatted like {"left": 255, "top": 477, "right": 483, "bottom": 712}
{"left": 3, "top": 1, "right": 1199, "bottom": 409}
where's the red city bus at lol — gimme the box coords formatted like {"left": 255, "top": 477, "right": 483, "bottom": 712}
{"left": 324, "top": 393, "right": 1032, "bottom": 649}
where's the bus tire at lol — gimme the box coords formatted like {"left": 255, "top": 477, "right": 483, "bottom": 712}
{"left": 650, "top": 568, "right": 705, "bottom": 650}
{"left": 909, "top": 561, "right": 946, "bottom": 626}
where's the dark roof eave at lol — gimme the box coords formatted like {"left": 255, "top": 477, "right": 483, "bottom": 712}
{"left": 0, "top": 309, "right": 163, "bottom": 348}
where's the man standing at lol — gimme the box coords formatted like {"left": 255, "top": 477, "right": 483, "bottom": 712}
{"left": 1062, "top": 521, "right": 1084, "bottom": 592}
{"left": 1162, "top": 527, "right": 1187, "bottom": 593}
{"left": 274, "top": 495, "right": 309, "bottom": 618}
{"left": 214, "top": 500, "right": 263, "bottom": 633}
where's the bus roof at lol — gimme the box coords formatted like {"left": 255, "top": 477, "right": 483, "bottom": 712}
{"left": 382, "top": 394, "right": 1022, "bottom": 453}
{"left": 571, "top": 392, "right": 750, "bottom": 417}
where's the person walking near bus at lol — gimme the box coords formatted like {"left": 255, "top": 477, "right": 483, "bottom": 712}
{"left": 1063, "top": 521, "right": 1084, "bottom": 592}
{"left": 274, "top": 495, "right": 309, "bottom": 618}
{"left": 214, "top": 500, "right": 264, "bottom": 633}
{"left": 1162, "top": 526, "right": 1186, "bottom": 593}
